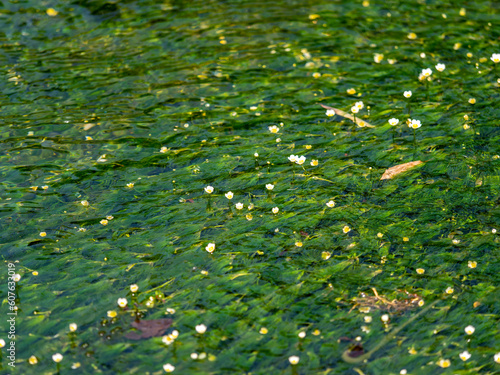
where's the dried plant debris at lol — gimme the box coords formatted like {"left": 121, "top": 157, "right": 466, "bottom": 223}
{"left": 320, "top": 103, "right": 375, "bottom": 128}
{"left": 351, "top": 288, "right": 423, "bottom": 312}
{"left": 380, "top": 161, "right": 424, "bottom": 180}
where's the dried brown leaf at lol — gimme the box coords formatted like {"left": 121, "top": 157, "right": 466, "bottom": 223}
{"left": 320, "top": 104, "right": 375, "bottom": 128}
{"left": 124, "top": 318, "right": 173, "bottom": 340}
{"left": 380, "top": 161, "right": 423, "bottom": 180}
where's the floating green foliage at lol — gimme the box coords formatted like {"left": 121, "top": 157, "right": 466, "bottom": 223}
{"left": 0, "top": 0, "right": 499, "bottom": 374}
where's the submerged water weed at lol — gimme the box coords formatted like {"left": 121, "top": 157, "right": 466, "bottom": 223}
{"left": 1, "top": 0, "right": 499, "bottom": 374}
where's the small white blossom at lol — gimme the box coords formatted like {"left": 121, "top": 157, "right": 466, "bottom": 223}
{"left": 266, "top": 184, "right": 274, "bottom": 190}
{"left": 268, "top": 125, "right": 279, "bottom": 133}
{"left": 52, "top": 353, "right": 63, "bottom": 363}
{"left": 494, "top": 352, "right": 500, "bottom": 363}
{"left": 404, "top": 91, "right": 412, "bottom": 98}
{"left": 117, "top": 298, "right": 128, "bottom": 308}
{"left": 295, "top": 155, "right": 306, "bottom": 165}
{"left": 288, "top": 356, "right": 300, "bottom": 365}
{"left": 355, "top": 101, "right": 364, "bottom": 109}
{"left": 491, "top": 53, "right": 500, "bottom": 63}
{"left": 288, "top": 155, "right": 297, "bottom": 163}
{"left": 389, "top": 118, "right": 399, "bottom": 126}
{"left": 163, "top": 363, "right": 175, "bottom": 372}
{"left": 435, "top": 63, "right": 446, "bottom": 72}
{"left": 204, "top": 186, "right": 214, "bottom": 194}
{"left": 464, "top": 325, "right": 475, "bottom": 335}
{"left": 195, "top": 324, "right": 207, "bottom": 334}
{"left": 326, "top": 109, "right": 336, "bottom": 117}
{"left": 421, "top": 68, "right": 432, "bottom": 77}
{"left": 205, "top": 243, "right": 215, "bottom": 253}
{"left": 459, "top": 351, "right": 471, "bottom": 361}
{"left": 408, "top": 119, "right": 421, "bottom": 129}
{"left": 326, "top": 200, "right": 335, "bottom": 208}
{"left": 272, "top": 207, "right": 279, "bottom": 214}
{"left": 235, "top": 202, "right": 244, "bottom": 210}
{"left": 225, "top": 192, "right": 233, "bottom": 199}
{"left": 351, "top": 106, "right": 359, "bottom": 114}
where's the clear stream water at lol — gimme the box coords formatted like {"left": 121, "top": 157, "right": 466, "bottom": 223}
{"left": 0, "top": 0, "right": 499, "bottom": 374}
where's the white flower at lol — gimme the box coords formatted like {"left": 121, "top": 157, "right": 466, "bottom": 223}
{"left": 225, "top": 192, "right": 233, "bottom": 199}
{"left": 491, "top": 53, "right": 500, "bottom": 63}
{"left": 298, "top": 331, "right": 306, "bottom": 338}
{"left": 163, "top": 363, "right": 175, "bottom": 372}
{"left": 373, "top": 53, "right": 384, "bottom": 63}
{"left": 435, "top": 63, "right": 446, "bottom": 72}
{"left": 268, "top": 125, "right": 279, "bottom": 133}
{"left": 381, "top": 314, "right": 390, "bottom": 322}
{"left": 130, "top": 284, "right": 139, "bottom": 293}
{"left": 355, "top": 101, "right": 364, "bottom": 109}
{"left": 289, "top": 356, "right": 300, "bottom": 365}
{"left": 494, "top": 352, "right": 500, "bottom": 363}
{"left": 52, "top": 353, "right": 63, "bottom": 363}
{"left": 404, "top": 91, "right": 412, "bottom": 98}
{"left": 351, "top": 106, "right": 359, "bottom": 114}
{"left": 389, "top": 118, "right": 399, "bottom": 126}
{"left": 288, "top": 154, "right": 297, "bottom": 163}
{"left": 69, "top": 323, "right": 77, "bottom": 332}
{"left": 204, "top": 186, "right": 214, "bottom": 194}
{"left": 166, "top": 308, "right": 176, "bottom": 314}
{"left": 272, "top": 207, "right": 279, "bottom": 214}
{"left": 162, "top": 336, "right": 174, "bottom": 345}
{"left": 266, "top": 184, "right": 274, "bottom": 190}
{"left": 295, "top": 155, "right": 306, "bottom": 165}
{"left": 459, "top": 351, "right": 471, "bottom": 361}
{"left": 0, "top": 339, "right": 4, "bottom": 348}
{"left": 408, "top": 119, "right": 421, "bottom": 129}
{"left": 326, "top": 200, "right": 335, "bottom": 208}
{"left": 254, "top": 153, "right": 259, "bottom": 157}
{"left": 464, "top": 325, "right": 475, "bottom": 335}
{"left": 235, "top": 202, "right": 244, "bottom": 210}
{"left": 421, "top": 68, "right": 432, "bottom": 77}
{"left": 12, "top": 274, "right": 21, "bottom": 282}
{"left": 205, "top": 243, "right": 215, "bottom": 253}
{"left": 326, "top": 109, "right": 336, "bottom": 117}
{"left": 171, "top": 330, "right": 179, "bottom": 339}
{"left": 117, "top": 298, "right": 128, "bottom": 308}
{"left": 160, "top": 146, "right": 168, "bottom": 153}
{"left": 195, "top": 324, "right": 207, "bottom": 334}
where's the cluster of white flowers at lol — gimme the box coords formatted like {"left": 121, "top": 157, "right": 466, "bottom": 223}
{"left": 288, "top": 155, "right": 306, "bottom": 165}
{"left": 419, "top": 68, "right": 432, "bottom": 81}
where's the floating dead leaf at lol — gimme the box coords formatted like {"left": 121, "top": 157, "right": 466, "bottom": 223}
{"left": 320, "top": 104, "right": 375, "bottom": 128}
{"left": 124, "top": 318, "right": 172, "bottom": 340}
{"left": 347, "top": 344, "right": 365, "bottom": 358}
{"left": 83, "top": 123, "right": 96, "bottom": 131}
{"left": 380, "top": 161, "right": 423, "bottom": 180}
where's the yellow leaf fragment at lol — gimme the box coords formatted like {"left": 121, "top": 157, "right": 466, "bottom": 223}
{"left": 380, "top": 161, "right": 424, "bottom": 180}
